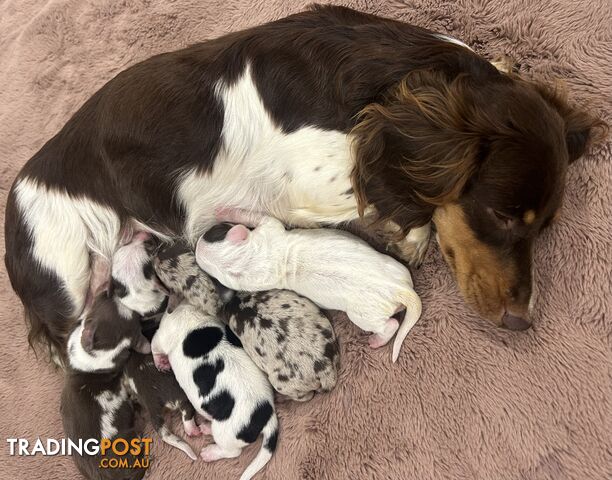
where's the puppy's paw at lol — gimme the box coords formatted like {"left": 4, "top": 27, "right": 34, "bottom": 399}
{"left": 368, "top": 318, "right": 400, "bottom": 349}
{"left": 199, "top": 423, "right": 212, "bottom": 435}
{"left": 183, "top": 418, "right": 202, "bottom": 437}
{"left": 200, "top": 444, "right": 223, "bottom": 462}
{"left": 153, "top": 353, "right": 171, "bottom": 372}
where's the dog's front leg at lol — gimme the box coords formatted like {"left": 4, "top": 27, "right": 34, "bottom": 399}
{"left": 384, "top": 222, "right": 431, "bottom": 268}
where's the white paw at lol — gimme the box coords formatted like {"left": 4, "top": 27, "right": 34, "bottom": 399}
{"left": 390, "top": 223, "right": 431, "bottom": 267}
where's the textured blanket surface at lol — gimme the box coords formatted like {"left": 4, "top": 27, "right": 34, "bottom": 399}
{"left": 0, "top": 1, "right": 610, "bottom": 479}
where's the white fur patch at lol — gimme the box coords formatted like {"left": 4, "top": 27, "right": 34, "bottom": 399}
{"left": 178, "top": 64, "right": 360, "bottom": 242}
{"left": 14, "top": 177, "right": 121, "bottom": 313}
{"left": 67, "top": 321, "right": 131, "bottom": 372}
{"left": 434, "top": 33, "right": 473, "bottom": 51}
{"left": 96, "top": 386, "right": 129, "bottom": 439}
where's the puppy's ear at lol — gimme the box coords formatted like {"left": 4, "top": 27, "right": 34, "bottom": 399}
{"left": 153, "top": 278, "right": 170, "bottom": 295}
{"left": 81, "top": 321, "right": 96, "bottom": 353}
{"left": 533, "top": 82, "right": 608, "bottom": 163}
{"left": 167, "top": 293, "right": 184, "bottom": 314}
{"left": 226, "top": 224, "right": 250, "bottom": 244}
{"left": 132, "top": 333, "right": 152, "bottom": 354}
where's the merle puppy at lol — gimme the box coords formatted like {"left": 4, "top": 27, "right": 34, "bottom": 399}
{"left": 151, "top": 302, "right": 278, "bottom": 480}
{"left": 154, "top": 234, "right": 340, "bottom": 402}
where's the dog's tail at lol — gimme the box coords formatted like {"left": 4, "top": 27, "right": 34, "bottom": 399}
{"left": 240, "top": 411, "right": 279, "bottom": 480}
{"left": 392, "top": 289, "right": 422, "bottom": 363}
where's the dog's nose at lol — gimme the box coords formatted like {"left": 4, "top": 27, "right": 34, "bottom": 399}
{"left": 501, "top": 312, "right": 531, "bottom": 331}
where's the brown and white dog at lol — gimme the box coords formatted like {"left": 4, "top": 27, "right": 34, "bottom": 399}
{"left": 4, "top": 5, "right": 605, "bottom": 361}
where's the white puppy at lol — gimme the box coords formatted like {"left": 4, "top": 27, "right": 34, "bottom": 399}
{"left": 195, "top": 209, "right": 422, "bottom": 362}
{"left": 151, "top": 302, "right": 278, "bottom": 480}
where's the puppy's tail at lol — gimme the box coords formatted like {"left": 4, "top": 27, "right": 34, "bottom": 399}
{"left": 392, "top": 289, "right": 422, "bottom": 363}
{"left": 158, "top": 426, "right": 197, "bottom": 461}
{"left": 240, "top": 411, "right": 279, "bottom": 480}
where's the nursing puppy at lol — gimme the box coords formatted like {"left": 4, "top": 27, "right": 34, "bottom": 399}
{"left": 61, "top": 370, "right": 146, "bottom": 480}
{"left": 152, "top": 241, "right": 225, "bottom": 315}
{"left": 196, "top": 210, "right": 422, "bottom": 362}
{"left": 111, "top": 231, "right": 168, "bottom": 317}
{"left": 154, "top": 239, "right": 339, "bottom": 401}
{"left": 224, "top": 290, "right": 340, "bottom": 401}
{"left": 151, "top": 302, "right": 279, "bottom": 480}
{"left": 124, "top": 352, "right": 199, "bottom": 461}
{"left": 62, "top": 297, "right": 149, "bottom": 479}
{"left": 66, "top": 294, "right": 151, "bottom": 373}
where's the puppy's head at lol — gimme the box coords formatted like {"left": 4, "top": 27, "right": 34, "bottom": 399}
{"left": 112, "top": 232, "right": 168, "bottom": 317}
{"left": 67, "top": 295, "right": 150, "bottom": 373}
{"left": 194, "top": 222, "right": 252, "bottom": 282}
{"left": 353, "top": 64, "right": 606, "bottom": 328}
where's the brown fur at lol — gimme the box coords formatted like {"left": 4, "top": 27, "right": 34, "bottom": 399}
{"left": 351, "top": 65, "right": 606, "bottom": 325}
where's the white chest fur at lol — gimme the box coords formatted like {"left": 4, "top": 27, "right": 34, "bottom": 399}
{"left": 178, "top": 64, "right": 361, "bottom": 242}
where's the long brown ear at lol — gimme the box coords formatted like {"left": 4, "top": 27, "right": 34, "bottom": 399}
{"left": 533, "top": 82, "right": 608, "bottom": 163}
{"left": 351, "top": 71, "right": 481, "bottom": 233}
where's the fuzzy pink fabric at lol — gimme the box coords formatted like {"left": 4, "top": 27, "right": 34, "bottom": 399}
{"left": 0, "top": 1, "right": 610, "bottom": 479}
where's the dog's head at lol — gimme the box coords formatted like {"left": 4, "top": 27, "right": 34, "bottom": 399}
{"left": 353, "top": 65, "right": 606, "bottom": 329}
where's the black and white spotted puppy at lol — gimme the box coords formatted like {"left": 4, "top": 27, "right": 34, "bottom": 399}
{"left": 151, "top": 302, "right": 279, "bottom": 480}
{"left": 111, "top": 231, "right": 168, "bottom": 317}
{"left": 154, "top": 240, "right": 340, "bottom": 401}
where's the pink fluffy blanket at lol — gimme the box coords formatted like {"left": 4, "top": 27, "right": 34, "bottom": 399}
{"left": 0, "top": 1, "right": 610, "bottom": 479}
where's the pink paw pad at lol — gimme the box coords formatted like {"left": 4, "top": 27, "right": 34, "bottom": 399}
{"left": 153, "top": 353, "right": 171, "bottom": 372}
{"left": 183, "top": 419, "right": 201, "bottom": 437}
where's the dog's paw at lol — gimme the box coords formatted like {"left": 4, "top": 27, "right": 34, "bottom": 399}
{"left": 183, "top": 418, "right": 202, "bottom": 437}
{"left": 390, "top": 224, "right": 431, "bottom": 268}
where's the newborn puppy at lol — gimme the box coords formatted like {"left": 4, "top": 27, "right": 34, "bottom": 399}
{"left": 155, "top": 242, "right": 339, "bottom": 401}
{"left": 124, "top": 352, "right": 199, "bottom": 460}
{"left": 66, "top": 294, "right": 151, "bottom": 373}
{"left": 151, "top": 302, "right": 279, "bottom": 480}
{"left": 196, "top": 210, "right": 422, "bottom": 362}
{"left": 62, "top": 296, "right": 148, "bottom": 479}
{"left": 153, "top": 241, "right": 225, "bottom": 315}
{"left": 112, "top": 231, "right": 168, "bottom": 317}
{"left": 62, "top": 369, "right": 146, "bottom": 480}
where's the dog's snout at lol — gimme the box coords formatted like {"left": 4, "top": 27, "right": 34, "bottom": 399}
{"left": 501, "top": 311, "right": 531, "bottom": 331}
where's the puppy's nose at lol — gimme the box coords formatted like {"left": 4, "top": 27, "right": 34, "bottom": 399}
{"left": 502, "top": 312, "right": 531, "bottom": 331}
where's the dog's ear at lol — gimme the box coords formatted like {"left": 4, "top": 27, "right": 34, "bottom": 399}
{"left": 533, "top": 82, "right": 608, "bottom": 163}
{"left": 352, "top": 70, "right": 481, "bottom": 232}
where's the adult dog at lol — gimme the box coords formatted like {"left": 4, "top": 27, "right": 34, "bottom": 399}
{"left": 4, "top": 5, "right": 604, "bottom": 361}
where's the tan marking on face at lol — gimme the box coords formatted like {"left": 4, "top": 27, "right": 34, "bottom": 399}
{"left": 523, "top": 209, "right": 536, "bottom": 225}
{"left": 433, "top": 204, "right": 520, "bottom": 324}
